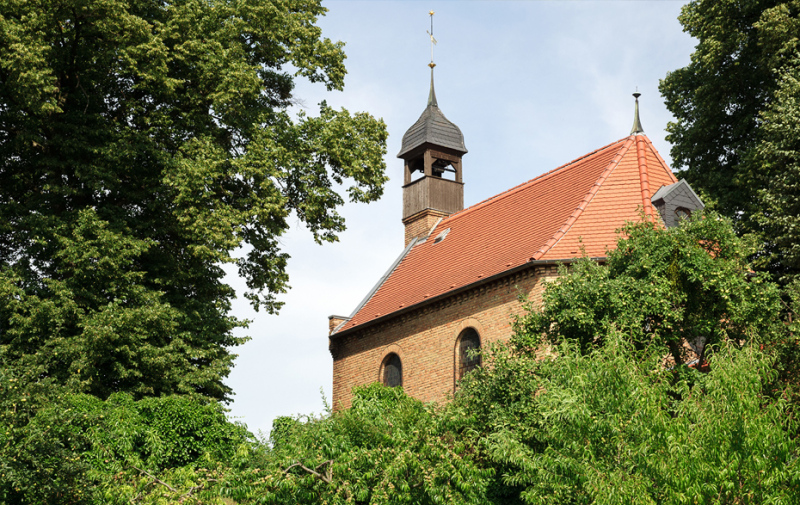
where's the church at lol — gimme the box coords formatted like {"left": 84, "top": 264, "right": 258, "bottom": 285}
{"left": 327, "top": 71, "right": 704, "bottom": 410}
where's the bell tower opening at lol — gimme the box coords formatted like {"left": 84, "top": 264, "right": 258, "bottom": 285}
{"left": 406, "top": 155, "right": 458, "bottom": 183}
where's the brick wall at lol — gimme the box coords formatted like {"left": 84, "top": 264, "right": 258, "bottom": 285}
{"left": 402, "top": 209, "right": 449, "bottom": 247}
{"left": 328, "top": 315, "right": 349, "bottom": 335}
{"left": 329, "top": 264, "right": 559, "bottom": 410}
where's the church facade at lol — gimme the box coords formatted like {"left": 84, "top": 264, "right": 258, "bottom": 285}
{"left": 327, "top": 78, "right": 703, "bottom": 410}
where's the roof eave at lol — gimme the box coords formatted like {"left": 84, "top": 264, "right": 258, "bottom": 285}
{"left": 397, "top": 138, "right": 468, "bottom": 160}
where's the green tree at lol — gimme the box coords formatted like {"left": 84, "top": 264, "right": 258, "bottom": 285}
{"left": 0, "top": 383, "right": 252, "bottom": 504}
{"left": 0, "top": 0, "right": 388, "bottom": 401}
{"left": 457, "top": 335, "right": 800, "bottom": 505}
{"left": 660, "top": 0, "right": 800, "bottom": 282}
{"left": 755, "top": 54, "right": 800, "bottom": 282}
{"left": 518, "top": 213, "right": 783, "bottom": 368}
{"left": 223, "top": 384, "right": 492, "bottom": 505}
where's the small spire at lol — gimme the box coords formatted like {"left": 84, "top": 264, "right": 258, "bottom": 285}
{"left": 426, "top": 11, "right": 438, "bottom": 107}
{"left": 428, "top": 67, "right": 438, "bottom": 107}
{"left": 630, "top": 91, "right": 644, "bottom": 135}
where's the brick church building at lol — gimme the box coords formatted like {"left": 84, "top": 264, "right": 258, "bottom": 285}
{"left": 327, "top": 73, "right": 703, "bottom": 410}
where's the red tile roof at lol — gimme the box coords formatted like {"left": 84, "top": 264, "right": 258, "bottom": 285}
{"left": 335, "top": 134, "right": 677, "bottom": 334}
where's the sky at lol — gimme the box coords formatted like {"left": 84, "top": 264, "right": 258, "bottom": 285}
{"left": 223, "top": 0, "right": 698, "bottom": 436}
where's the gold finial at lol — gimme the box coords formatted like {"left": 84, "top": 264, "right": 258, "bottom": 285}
{"left": 427, "top": 10, "right": 437, "bottom": 69}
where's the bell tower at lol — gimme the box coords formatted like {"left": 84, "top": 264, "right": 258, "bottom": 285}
{"left": 398, "top": 70, "right": 467, "bottom": 246}
{"left": 398, "top": 16, "right": 467, "bottom": 246}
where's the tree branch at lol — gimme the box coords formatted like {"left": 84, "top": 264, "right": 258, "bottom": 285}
{"left": 132, "top": 466, "right": 177, "bottom": 493}
{"left": 284, "top": 460, "right": 334, "bottom": 484}
{"left": 179, "top": 479, "right": 218, "bottom": 503}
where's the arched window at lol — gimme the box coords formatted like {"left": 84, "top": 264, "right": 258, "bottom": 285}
{"left": 382, "top": 353, "right": 402, "bottom": 388}
{"left": 458, "top": 328, "right": 481, "bottom": 380}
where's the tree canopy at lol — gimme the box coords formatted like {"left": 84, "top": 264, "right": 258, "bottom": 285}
{"left": 518, "top": 214, "right": 783, "bottom": 368}
{"left": 455, "top": 332, "right": 800, "bottom": 504}
{"left": 0, "top": 0, "right": 388, "bottom": 401}
{"left": 660, "top": 0, "right": 800, "bottom": 283}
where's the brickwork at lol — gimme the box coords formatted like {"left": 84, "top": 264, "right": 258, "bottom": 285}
{"left": 402, "top": 209, "right": 449, "bottom": 247}
{"left": 328, "top": 315, "right": 349, "bottom": 335}
{"left": 329, "top": 264, "right": 560, "bottom": 410}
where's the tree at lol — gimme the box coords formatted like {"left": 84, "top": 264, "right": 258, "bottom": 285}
{"left": 226, "top": 384, "right": 492, "bottom": 505}
{"left": 0, "top": 0, "right": 388, "bottom": 401}
{"left": 0, "top": 385, "right": 252, "bottom": 504}
{"left": 456, "top": 334, "right": 800, "bottom": 504}
{"left": 755, "top": 55, "right": 800, "bottom": 282}
{"left": 660, "top": 0, "right": 800, "bottom": 282}
{"left": 518, "top": 213, "right": 783, "bottom": 368}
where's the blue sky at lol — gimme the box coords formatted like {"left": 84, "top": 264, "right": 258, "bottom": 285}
{"left": 224, "top": 0, "right": 697, "bottom": 436}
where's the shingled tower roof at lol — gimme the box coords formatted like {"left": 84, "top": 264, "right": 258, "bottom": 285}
{"left": 397, "top": 69, "right": 467, "bottom": 158}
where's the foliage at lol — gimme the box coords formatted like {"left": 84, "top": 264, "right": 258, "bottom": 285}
{"left": 755, "top": 53, "right": 800, "bottom": 283}
{"left": 221, "top": 384, "right": 492, "bottom": 505}
{"left": 0, "top": 383, "right": 251, "bottom": 504}
{"left": 457, "top": 334, "right": 800, "bottom": 505}
{"left": 0, "top": 380, "right": 94, "bottom": 504}
{"left": 0, "top": 210, "right": 191, "bottom": 400}
{"left": 518, "top": 212, "right": 783, "bottom": 367}
{"left": 0, "top": 0, "right": 388, "bottom": 401}
{"left": 660, "top": 0, "right": 779, "bottom": 220}
{"left": 1, "top": 384, "right": 492, "bottom": 504}
{"left": 660, "top": 0, "right": 800, "bottom": 283}
{"left": 772, "top": 279, "right": 800, "bottom": 403}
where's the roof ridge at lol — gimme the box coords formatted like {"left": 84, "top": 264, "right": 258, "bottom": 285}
{"left": 441, "top": 136, "right": 632, "bottom": 225}
{"left": 635, "top": 135, "right": 655, "bottom": 220}
{"left": 532, "top": 137, "right": 636, "bottom": 260}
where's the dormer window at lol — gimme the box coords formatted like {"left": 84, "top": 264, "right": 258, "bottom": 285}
{"left": 650, "top": 180, "right": 705, "bottom": 228}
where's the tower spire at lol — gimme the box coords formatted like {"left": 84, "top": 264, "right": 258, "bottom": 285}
{"left": 427, "top": 10, "right": 438, "bottom": 107}
{"left": 428, "top": 67, "right": 438, "bottom": 107}
{"left": 630, "top": 91, "right": 644, "bottom": 135}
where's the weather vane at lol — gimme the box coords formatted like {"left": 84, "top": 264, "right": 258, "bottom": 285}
{"left": 427, "top": 10, "right": 437, "bottom": 68}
